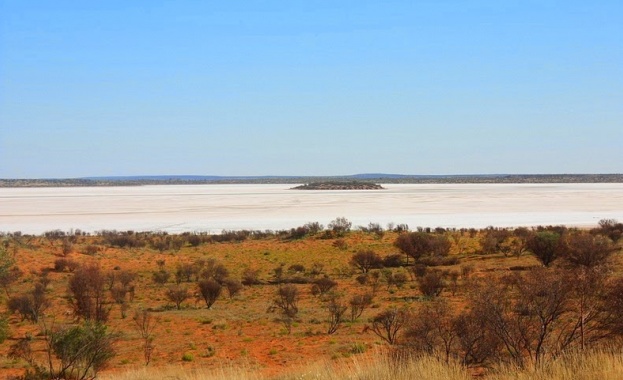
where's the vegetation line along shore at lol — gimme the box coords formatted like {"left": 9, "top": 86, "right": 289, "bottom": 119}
{"left": 1, "top": 173, "right": 622, "bottom": 187}
{"left": 0, "top": 218, "right": 622, "bottom": 379}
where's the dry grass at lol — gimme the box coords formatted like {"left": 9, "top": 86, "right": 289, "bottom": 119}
{"left": 99, "top": 349, "right": 623, "bottom": 380}
{"left": 100, "top": 352, "right": 470, "bottom": 380}
{"left": 100, "top": 366, "right": 262, "bottom": 380}
{"left": 489, "top": 349, "right": 623, "bottom": 380}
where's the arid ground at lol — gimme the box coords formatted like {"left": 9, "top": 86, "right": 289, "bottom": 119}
{"left": 1, "top": 220, "right": 622, "bottom": 379}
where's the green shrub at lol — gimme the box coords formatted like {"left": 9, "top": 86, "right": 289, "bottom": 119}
{"left": 50, "top": 322, "right": 116, "bottom": 378}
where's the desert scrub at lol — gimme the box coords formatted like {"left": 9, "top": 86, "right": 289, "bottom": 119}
{"left": 202, "top": 346, "right": 216, "bottom": 358}
{"left": 350, "top": 342, "right": 367, "bottom": 354}
{"left": 212, "top": 322, "right": 227, "bottom": 330}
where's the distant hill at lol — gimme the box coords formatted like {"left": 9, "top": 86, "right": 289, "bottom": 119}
{"left": 1, "top": 174, "right": 622, "bottom": 187}
{"left": 347, "top": 173, "right": 411, "bottom": 179}
{"left": 82, "top": 175, "right": 303, "bottom": 181}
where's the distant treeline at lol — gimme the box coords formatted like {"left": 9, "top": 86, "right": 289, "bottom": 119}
{"left": 1, "top": 174, "right": 622, "bottom": 187}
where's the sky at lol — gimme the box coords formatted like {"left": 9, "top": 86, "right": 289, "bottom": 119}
{"left": 0, "top": 1, "right": 622, "bottom": 178}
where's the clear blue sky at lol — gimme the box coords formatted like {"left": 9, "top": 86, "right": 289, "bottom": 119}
{"left": 1, "top": 1, "right": 621, "bottom": 178}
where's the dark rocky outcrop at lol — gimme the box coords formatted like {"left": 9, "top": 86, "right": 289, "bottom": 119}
{"left": 291, "top": 182, "right": 384, "bottom": 190}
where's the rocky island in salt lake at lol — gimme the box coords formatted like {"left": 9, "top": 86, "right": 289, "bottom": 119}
{"left": 291, "top": 182, "right": 384, "bottom": 190}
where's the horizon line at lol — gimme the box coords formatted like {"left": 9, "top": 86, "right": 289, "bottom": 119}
{"left": 2, "top": 173, "right": 623, "bottom": 181}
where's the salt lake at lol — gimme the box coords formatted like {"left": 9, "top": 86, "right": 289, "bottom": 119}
{"left": 1, "top": 183, "right": 622, "bottom": 234}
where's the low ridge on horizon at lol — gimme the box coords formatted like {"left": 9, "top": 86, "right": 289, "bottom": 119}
{"left": 1, "top": 173, "right": 622, "bottom": 188}
{"left": 0, "top": 173, "right": 617, "bottom": 182}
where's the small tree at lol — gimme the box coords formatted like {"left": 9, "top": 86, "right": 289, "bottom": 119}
{"left": 405, "top": 300, "right": 458, "bottom": 363}
{"left": 197, "top": 279, "right": 222, "bottom": 309}
{"left": 468, "top": 269, "right": 573, "bottom": 368}
{"left": 304, "top": 221, "right": 324, "bottom": 235}
{"left": 269, "top": 285, "right": 300, "bottom": 335}
{"left": 453, "top": 310, "right": 500, "bottom": 367}
{"left": 110, "top": 270, "right": 135, "bottom": 318}
{"left": 200, "top": 259, "right": 230, "bottom": 283}
{"left": 61, "top": 238, "right": 73, "bottom": 256}
{"left": 328, "top": 217, "right": 352, "bottom": 237}
{"left": 479, "top": 229, "right": 511, "bottom": 255}
{"left": 428, "top": 234, "right": 452, "bottom": 259}
{"left": 311, "top": 276, "right": 338, "bottom": 296}
{"left": 175, "top": 262, "right": 196, "bottom": 284}
{"left": 133, "top": 310, "right": 158, "bottom": 366}
{"left": 350, "top": 250, "right": 382, "bottom": 274}
{"left": 326, "top": 295, "right": 347, "bottom": 335}
{"left": 272, "top": 285, "right": 299, "bottom": 318}
{"left": 418, "top": 270, "right": 446, "bottom": 298}
{"left": 514, "top": 268, "right": 572, "bottom": 366}
{"left": 394, "top": 232, "right": 430, "bottom": 264}
{"left": 395, "top": 232, "right": 452, "bottom": 265}
{"left": 110, "top": 285, "right": 129, "bottom": 319}
{"left": 596, "top": 218, "right": 623, "bottom": 242}
{"left": 527, "top": 231, "right": 562, "bottom": 267}
{"left": 563, "top": 233, "right": 615, "bottom": 268}
{"left": 9, "top": 321, "right": 117, "bottom": 380}
{"left": 0, "top": 246, "right": 20, "bottom": 297}
{"left": 68, "top": 264, "right": 110, "bottom": 322}
{"left": 46, "top": 322, "right": 116, "bottom": 380}
{"left": 370, "top": 307, "right": 409, "bottom": 345}
{"left": 222, "top": 278, "right": 243, "bottom": 299}
{"left": 349, "top": 293, "right": 373, "bottom": 322}
{"left": 8, "top": 281, "right": 49, "bottom": 323}
{"left": 166, "top": 285, "right": 189, "bottom": 310}
{"left": 382, "top": 270, "right": 409, "bottom": 290}
{"left": 566, "top": 266, "right": 611, "bottom": 350}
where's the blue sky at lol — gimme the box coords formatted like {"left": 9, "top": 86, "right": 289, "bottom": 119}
{"left": 1, "top": 1, "right": 621, "bottom": 178}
